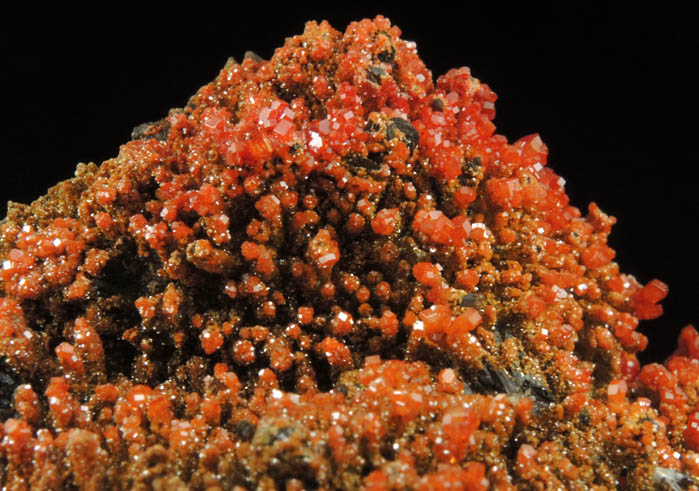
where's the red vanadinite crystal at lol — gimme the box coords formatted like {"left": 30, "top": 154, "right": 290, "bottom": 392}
{"left": 0, "top": 14, "right": 695, "bottom": 490}
{"left": 371, "top": 208, "right": 400, "bottom": 235}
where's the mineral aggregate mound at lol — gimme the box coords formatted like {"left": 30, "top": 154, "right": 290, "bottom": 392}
{"left": 0, "top": 15, "right": 697, "bottom": 490}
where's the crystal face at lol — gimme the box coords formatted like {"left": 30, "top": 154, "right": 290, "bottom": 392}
{"left": 0, "top": 16, "right": 697, "bottom": 489}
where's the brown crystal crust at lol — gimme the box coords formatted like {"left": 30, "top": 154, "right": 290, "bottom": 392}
{"left": 1, "top": 16, "right": 698, "bottom": 490}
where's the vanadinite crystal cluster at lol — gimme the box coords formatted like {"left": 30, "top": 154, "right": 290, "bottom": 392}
{"left": 1, "top": 16, "right": 697, "bottom": 490}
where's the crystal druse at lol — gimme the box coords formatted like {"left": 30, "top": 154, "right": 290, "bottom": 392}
{"left": 1, "top": 16, "right": 698, "bottom": 490}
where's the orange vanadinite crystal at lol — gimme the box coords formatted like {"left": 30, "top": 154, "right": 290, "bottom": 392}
{"left": 0, "top": 15, "right": 696, "bottom": 490}
{"left": 371, "top": 208, "right": 400, "bottom": 235}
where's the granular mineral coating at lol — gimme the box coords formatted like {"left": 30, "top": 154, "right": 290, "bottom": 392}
{"left": 1, "top": 16, "right": 697, "bottom": 490}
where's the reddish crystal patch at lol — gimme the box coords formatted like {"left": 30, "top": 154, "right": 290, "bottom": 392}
{"left": 0, "top": 14, "right": 692, "bottom": 490}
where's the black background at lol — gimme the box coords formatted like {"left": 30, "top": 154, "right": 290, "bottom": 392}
{"left": 1, "top": 5, "right": 696, "bottom": 364}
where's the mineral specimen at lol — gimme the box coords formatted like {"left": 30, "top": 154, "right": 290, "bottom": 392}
{"left": 1, "top": 16, "right": 697, "bottom": 490}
